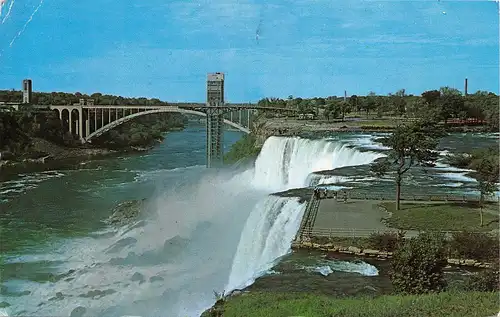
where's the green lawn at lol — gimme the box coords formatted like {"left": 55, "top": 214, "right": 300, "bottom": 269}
{"left": 216, "top": 291, "right": 499, "bottom": 317}
{"left": 380, "top": 202, "right": 499, "bottom": 232}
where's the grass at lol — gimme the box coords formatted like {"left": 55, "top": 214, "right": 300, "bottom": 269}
{"left": 217, "top": 291, "right": 499, "bottom": 317}
{"left": 380, "top": 202, "right": 499, "bottom": 232}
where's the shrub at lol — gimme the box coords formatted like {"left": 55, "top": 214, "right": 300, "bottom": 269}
{"left": 391, "top": 232, "right": 448, "bottom": 294}
{"left": 450, "top": 231, "right": 499, "bottom": 261}
{"left": 368, "top": 230, "right": 405, "bottom": 252}
{"left": 464, "top": 262, "right": 500, "bottom": 292}
{"left": 443, "top": 153, "right": 472, "bottom": 169}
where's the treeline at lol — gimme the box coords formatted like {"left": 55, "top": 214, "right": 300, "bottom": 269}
{"left": 91, "top": 113, "right": 186, "bottom": 149}
{"left": 0, "top": 90, "right": 167, "bottom": 106}
{"left": 0, "top": 110, "right": 187, "bottom": 158}
{"left": 0, "top": 111, "right": 71, "bottom": 158}
{"left": 257, "top": 87, "right": 499, "bottom": 131}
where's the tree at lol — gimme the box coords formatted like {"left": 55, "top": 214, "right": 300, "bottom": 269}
{"left": 472, "top": 149, "right": 499, "bottom": 226}
{"left": 370, "top": 120, "right": 445, "bottom": 210}
{"left": 391, "top": 232, "right": 448, "bottom": 294}
{"left": 421, "top": 90, "right": 441, "bottom": 106}
{"left": 349, "top": 94, "right": 358, "bottom": 113}
{"left": 338, "top": 101, "right": 350, "bottom": 122}
{"left": 438, "top": 87, "right": 465, "bottom": 123}
{"left": 365, "top": 92, "right": 377, "bottom": 118}
{"left": 391, "top": 89, "right": 407, "bottom": 116}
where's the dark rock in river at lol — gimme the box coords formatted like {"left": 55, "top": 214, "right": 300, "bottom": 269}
{"left": 131, "top": 272, "right": 146, "bottom": 284}
{"left": 79, "top": 289, "right": 116, "bottom": 299}
{"left": 105, "top": 199, "right": 147, "bottom": 226}
{"left": 149, "top": 275, "right": 164, "bottom": 283}
{"left": 0, "top": 301, "right": 10, "bottom": 308}
{"left": 70, "top": 306, "right": 87, "bottom": 317}
{"left": 272, "top": 188, "right": 313, "bottom": 203}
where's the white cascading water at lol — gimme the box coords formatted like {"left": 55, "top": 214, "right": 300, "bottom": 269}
{"left": 225, "top": 136, "right": 384, "bottom": 294}
{"left": 225, "top": 196, "right": 305, "bottom": 291}
{"left": 251, "top": 136, "right": 385, "bottom": 191}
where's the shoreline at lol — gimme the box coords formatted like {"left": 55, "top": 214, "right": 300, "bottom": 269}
{"left": 0, "top": 126, "right": 187, "bottom": 180}
{"left": 0, "top": 139, "right": 159, "bottom": 182}
{"left": 291, "top": 241, "right": 493, "bottom": 269}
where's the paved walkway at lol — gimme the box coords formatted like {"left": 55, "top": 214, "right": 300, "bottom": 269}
{"left": 311, "top": 198, "right": 498, "bottom": 238}
{"left": 314, "top": 199, "right": 389, "bottom": 231}
{"left": 312, "top": 199, "right": 422, "bottom": 238}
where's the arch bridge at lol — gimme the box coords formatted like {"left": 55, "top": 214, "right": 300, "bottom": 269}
{"left": 49, "top": 103, "right": 297, "bottom": 167}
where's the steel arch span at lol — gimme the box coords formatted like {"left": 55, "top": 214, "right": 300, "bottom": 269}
{"left": 84, "top": 108, "right": 250, "bottom": 142}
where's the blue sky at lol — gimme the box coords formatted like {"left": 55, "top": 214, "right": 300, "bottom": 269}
{"left": 0, "top": 0, "right": 498, "bottom": 102}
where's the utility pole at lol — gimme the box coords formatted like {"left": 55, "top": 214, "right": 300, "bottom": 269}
{"left": 464, "top": 78, "right": 468, "bottom": 96}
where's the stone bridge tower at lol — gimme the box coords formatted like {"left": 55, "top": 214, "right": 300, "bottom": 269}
{"left": 206, "top": 72, "right": 225, "bottom": 168}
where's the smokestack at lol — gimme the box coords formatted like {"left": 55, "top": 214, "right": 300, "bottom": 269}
{"left": 465, "top": 78, "right": 468, "bottom": 96}
{"left": 344, "top": 90, "right": 347, "bottom": 102}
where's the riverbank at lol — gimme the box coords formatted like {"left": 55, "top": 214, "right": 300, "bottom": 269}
{"left": 291, "top": 240, "right": 494, "bottom": 269}
{"left": 0, "top": 127, "right": 186, "bottom": 180}
{"left": 204, "top": 291, "right": 499, "bottom": 317}
{"left": 0, "top": 138, "right": 152, "bottom": 180}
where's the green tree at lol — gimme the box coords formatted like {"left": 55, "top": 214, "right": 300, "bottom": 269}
{"left": 338, "top": 100, "right": 350, "bottom": 122}
{"left": 349, "top": 94, "right": 358, "bottom": 113}
{"left": 391, "top": 232, "right": 448, "bottom": 294}
{"left": 471, "top": 148, "right": 499, "bottom": 226}
{"left": 365, "top": 91, "right": 377, "bottom": 118}
{"left": 391, "top": 89, "right": 407, "bottom": 116}
{"left": 438, "top": 87, "right": 465, "bottom": 123}
{"left": 421, "top": 90, "right": 441, "bottom": 106}
{"left": 370, "top": 120, "right": 445, "bottom": 210}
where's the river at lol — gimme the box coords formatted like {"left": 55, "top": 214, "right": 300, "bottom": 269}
{"left": 0, "top": 125, "right": 498, "bottom": 317}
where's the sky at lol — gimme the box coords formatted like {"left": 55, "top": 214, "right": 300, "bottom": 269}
{"left": 0, "top": 0, "right": 498, "bottom": 103}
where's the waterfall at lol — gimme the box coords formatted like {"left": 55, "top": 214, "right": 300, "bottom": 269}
{"left": 226, "top": 136, "right": 384, "bottom": 293}
{"left": 251, "top": 136, "right": 385, "bottom": 191}
{"left": 225, "top": 195, "right": 305, "bottom": 291}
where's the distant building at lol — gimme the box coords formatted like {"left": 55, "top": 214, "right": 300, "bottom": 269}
{"left": 206, "top": 72, "right": 224, "bottom": 105}
{"left": 22, "top": 79, "right": 32, "bottom": 104}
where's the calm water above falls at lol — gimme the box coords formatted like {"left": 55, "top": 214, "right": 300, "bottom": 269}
{"left": 0, "top": 127, "right": 497, "bottom": 317}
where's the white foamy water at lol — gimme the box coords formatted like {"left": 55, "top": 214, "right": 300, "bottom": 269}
{"left": 0, "top": 170, "right": 65, "bottom": 201}
{"left": 3, "top": 136, "right": 384, "bottom": 317}
{"left": 301, "top": 259, "right": 379, "bottom": 277}
{"left": 225, "top": 196, "right": 305, "bottom": 291}
{"left": 252, "top": 136, "right": 384, "bottom": 191}
{"left": 437, "top": 172, "right": 477, "bottom": 183}
{"left": 344, "top": 134, "right": 391, "bottom": 151}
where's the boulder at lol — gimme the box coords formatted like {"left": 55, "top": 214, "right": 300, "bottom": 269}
{"left": 363, "top": 249, "right": 380, "bottom": 256}
{"left": 447, "top": 258, "right": 461, "bottom": 265}
{"left": 131, "top": 272, "right": 145, "bottom": 284}
{"left": 464, "top": 259, "right": 477, "bottom": 266}
{"left": 327, "top": 246, "right": 339, "bottom": 252}
{"left": 70, "top": 306, "right": 86, "bottom": 317}
{"left": 105, "top": 199, "right": 146, "bottom": 226}
{"left": 348, "top": 246, "right": 361, "bottom": 254}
